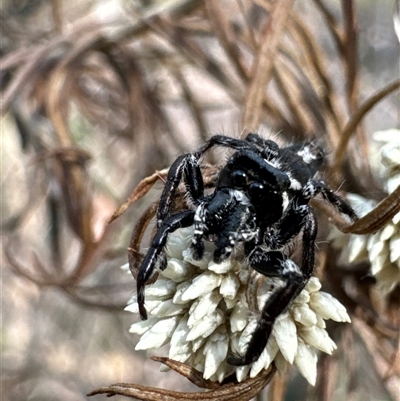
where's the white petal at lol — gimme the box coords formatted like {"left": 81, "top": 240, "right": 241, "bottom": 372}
{"left": 367, "top": 234, "right": 386, "bottom": 260}
{"left": 203, "top": 331, "right": 229, "bottom": 379}
{"left": 389, "top": 234, "right": 400, "bottom": 264}
{"left": 381, "top": 224, "right": 396, "bottom": 241}
{"left": 135, "top": 316, "right": 180, "bottom": 350}
{"left": 315, "top": 315, "right": 326, "bottom": 328}
{"left": 293, "top": 289, "right": 310, "bottom": 305}
{"left": 229, "top": 332, "right": 241, "bottom": 355}
{"left": 191, "top": 336, "right": 206, "bottom": 353}
{"left": 309, "top": 292, "right": 343, "bottom": 322}
{"left": 294, "top": 339, "right": 318, "bottom": 386}
{"left": 187, "top": 290, "right": 222, "bottom": 326}
{"left": 236, "top": 365, "right": 251, "bottom": 382}
{"left": 173, "top": 281, "right": 193, "bottom": 304}
{"left": 143, "top": 299, "right": 165, "bottom": 314}
{"left": 310, "top": 291, "right": 350, "bottom": 323}
{"left": 125, "top": 300, "right": 139, "bottom": 314}
{"left": 219, "top": 272, "right": 241, "bottom": 300}
{"left": 144, "top": 278, "right": 177, "bottom": 298}
{"left": 151, "top": 299, "right": 186, "bottom": 317}
{"left": 165, "top": 228, "right": 192, "bottom": 258}
{"left": 370, "top": 254, "right": 389, "bottom": 276}
{"left": 181, "top": 272, "right": 222, "bottom": 301}
{"left": 186, "top": 309, "right": 224, "bottom": 341}
{"left": 272, "top": 313, "right": 298, "bottom": 363}
{"left": 387, "top": 176, "right": 400, "bottom": 194}
{"left": 348, "top": 235, "right": 369, "bottom": 263}
{"left": 230, "top": 302, "right": 251, "bottom": 333}
{"left": 162, "top": 258, "right": 194, "bottom": 282}
{"left": 299, "top": 326, "right": 337, "bottom": 354}
{"left": 129, "top": 318, "right": 157, "bottom": 335}
{"left": 381, "top": 142, "right": 400, "bottom": 169}
{"left": 214, "top": 362, "right": 231, "bottom": 383}
{"left": 224, "top": 297, "right": 239, "bottom": 309}
{"left": 392, "top": 211, "right": 400, "bottom": 225}
{"left": 238, "top": 320, "right": 258, "bottom": 351}
{"left": 168, "top": 352, "right": 190, "bottom": 365}
{"left": 208, "top": 259, "right": 234, "bottom": 274}
{"left": 193, "top": 345, "right": 206, "bottom": 371}
{"left": 249, "top": 336, "right": 279, "bottom": 377}
{"left": 169, "top": 316, "right": 190, "bottom": 352}
{"left": 291, "top": 304, "right": 317, "bottom": 327}
{"left": 183, "top": 249, "right": 212, "bottom": 268}
{"left": 120, "top": 263, "right": 130, "bottom": 272}
{"left": 305, "top": 277, "right": 322, "bottom": 293}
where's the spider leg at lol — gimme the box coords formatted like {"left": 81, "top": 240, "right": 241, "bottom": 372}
{"left": 194, "top": 135, "right": 255, "bottom": 158}
{"left": 190, "top": 203, "right": 207, "bottom": 260}
{"left": 157, "top": 154, "right": 204, "bottom": 226}
{"left": 305, "top": 180, "right": 358, "bottom": 221}
{"left": 228, "top": 252, "right": 303, "bottom": 365}
{"left": 300, "top": 211, "right": 318, "bottom": 280}
{"left": 137, "top": 210, "right": 195, "bottom": 320}
{"left": 228, "top": 213, "right": 318, "bottom": 366}
{"left": 244, "top": 133, "right": 279, "bottom": 160}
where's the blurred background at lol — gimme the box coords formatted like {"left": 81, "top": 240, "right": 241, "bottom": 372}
{"left": 1, "top": 1, "right": 399, "bottom": 400}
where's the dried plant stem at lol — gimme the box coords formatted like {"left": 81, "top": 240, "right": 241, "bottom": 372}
{"left": 312, "top": 184, "right": 400, "bottom": 235}
{"left": 333, "top": 79, "right": 400, "bottom": 179}
{"left": 109, "top": 169, "right": 168, "bottom": 224}
{"left": 242, "top": 0, "right": 294, "bottom": 130}
{"left": 204, "top": 0, "right": 249, "bottom": 81}
{"left": 88, "top": 364, "right": 276, "bottom": 401}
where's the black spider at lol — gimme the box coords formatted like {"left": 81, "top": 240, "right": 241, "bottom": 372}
{"left": 136, "top": 133, "right": 358, "bottom": 366}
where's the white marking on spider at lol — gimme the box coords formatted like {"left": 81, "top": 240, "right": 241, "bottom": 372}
{"left": 286, "top": 172, "right": 302, "bottom": 190}
{"left": 282, "top": 191, "right": 289, "bottom": 212}
{"left": 297, "top": 146, "right": 317, "bottom": 164}
{"left": 264, "top": 158, "right": 281, "bottom": 169}
{"left": 282, "top": 259, "right": 301, "bottom": 275}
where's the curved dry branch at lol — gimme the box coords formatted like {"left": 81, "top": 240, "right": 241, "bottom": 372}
{"left": 333, "top": 79, "right": 400, "bottom": 179}
{"left": 88, "top": 360, "right": 276, "bottom": 401}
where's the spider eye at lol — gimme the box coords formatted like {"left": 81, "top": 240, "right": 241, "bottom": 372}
{"left": 232, "top": 170, "right": 247, "bottom": 188}
{"left": 249, "top": 182, "right": 265, "bottom": 198}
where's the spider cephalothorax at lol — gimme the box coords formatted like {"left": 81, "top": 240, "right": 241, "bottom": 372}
{"left": 135, "top": 133, "right": 357, "bottom": 366}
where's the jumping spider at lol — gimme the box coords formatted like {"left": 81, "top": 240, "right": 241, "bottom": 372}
{"left": 136, "top": 133, "right": 357, "bottom": 366}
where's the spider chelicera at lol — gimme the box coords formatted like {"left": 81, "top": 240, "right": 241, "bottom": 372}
{"left": 135, "top": 133, "right": 357, "bottom": 366}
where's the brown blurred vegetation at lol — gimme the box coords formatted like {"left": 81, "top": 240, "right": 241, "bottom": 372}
{"left": 1, "top": 1, "right": 399, "bottom": 400}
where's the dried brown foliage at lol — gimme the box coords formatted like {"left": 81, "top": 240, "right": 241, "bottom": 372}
{"left": 2, "top": 1, "right": 399, "bottom": 400}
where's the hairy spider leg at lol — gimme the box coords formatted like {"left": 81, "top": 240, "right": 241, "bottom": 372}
{"left": 157, "top": 154, "right": 204, "bottom": 227}
{"left": 306, "top": 180, "right": 359, "bottom": 221}
{"left": 137, "top": 210, "right": 195, "bottom": 320}
{"left": 193, "top": 135, "right": 255, "bottom": 159}
{"left": 244, "top": 133, "right": 280, "bottom": 160}
{"left": 191, "top": 203, "right": 207, "bottom": 260}
{"left": 228, "top": 213, "right": 317, "bottom": 366}
{"left": 269, "top": 178, "right": 357, "bottom": 250}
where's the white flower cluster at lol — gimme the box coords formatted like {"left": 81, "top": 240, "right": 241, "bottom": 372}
{"left": 329, "top": 132, "right": 400, "bottom": 294}
{"left": 124, "top": 227, "right": 350, "bottom": 386}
